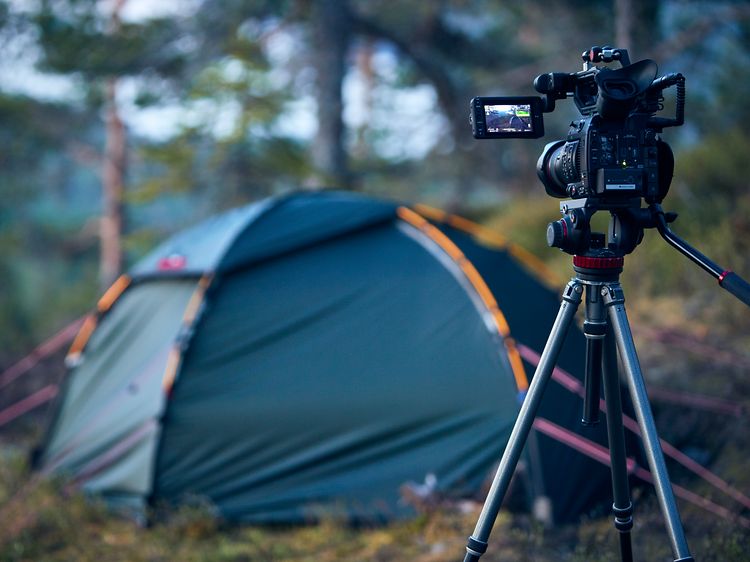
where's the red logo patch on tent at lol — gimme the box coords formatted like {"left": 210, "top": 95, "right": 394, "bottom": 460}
{"left": 158, "top": 254, "right": 187, "bottom": 271}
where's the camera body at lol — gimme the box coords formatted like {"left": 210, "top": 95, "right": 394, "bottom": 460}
{"left": 470, "top": 47, "right": 684, "bottom": 209}
{"left": 537, "top": 112, "right": 672, "bottom": 204}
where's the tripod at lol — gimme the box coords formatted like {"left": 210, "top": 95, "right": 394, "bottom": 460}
{"left": 462, "top": 204, "right": 750, "bottom": 562}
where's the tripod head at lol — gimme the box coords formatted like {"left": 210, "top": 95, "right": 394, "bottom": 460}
{"left": 545, "top": 197, "right": 750, "bottom": 305}
{"left": 546, "top": 197, "right": 678, "bottom": 258}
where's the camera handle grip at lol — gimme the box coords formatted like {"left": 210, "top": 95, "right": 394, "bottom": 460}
{"left": 719, "top": 271, "right": 750, "bottom": 307}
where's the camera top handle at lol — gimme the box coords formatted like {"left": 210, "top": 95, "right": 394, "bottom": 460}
{"left": 533, "top": 46, "right": 631, "bottom": 113}
{"left": 533, "top": 46, "right": 684, "bottom": 132}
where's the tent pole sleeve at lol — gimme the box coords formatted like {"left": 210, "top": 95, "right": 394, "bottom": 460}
{"left": 161, "top": 274, "right": 213, "bottom": 395}
{"left": 66, "top": 275, "right": 132, "bottom": 365}
{"left": 463, "top": 279, "right": 583, "bottom": 562}
{"left": 397, "top": 206, "right": 529, "bottom": 393}
{"left": 411, "top": 203, "right": 560, "bottom": 288}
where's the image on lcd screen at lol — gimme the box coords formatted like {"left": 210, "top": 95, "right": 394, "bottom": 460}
{"left": 485, "top": 104, "right": 533, "bottom": 133}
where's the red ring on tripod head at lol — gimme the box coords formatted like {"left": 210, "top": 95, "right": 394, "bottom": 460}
{"left": 573, "top": 255, "right": 624, "bottom": 269}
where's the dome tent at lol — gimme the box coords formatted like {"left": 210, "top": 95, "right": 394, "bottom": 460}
{"left": 36, "top": 190, "right": 626, "bottom": 524}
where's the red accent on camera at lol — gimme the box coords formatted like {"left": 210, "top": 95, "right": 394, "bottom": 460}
{"left": 573, "top": 255, "right": 624, "bottom": 269}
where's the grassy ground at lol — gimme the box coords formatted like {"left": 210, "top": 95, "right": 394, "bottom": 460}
{"left": 1, "top": 443, "right": 748, "bottom": 562}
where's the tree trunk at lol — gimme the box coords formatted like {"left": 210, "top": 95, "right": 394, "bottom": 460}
{"left": 309, "top": 0, "right": 351, "bottom": 189}
{"left": 100, "top": 0, "right": 127, "bottom": 290}
{"left": 615, "top": 0, "right": 635, "bottom": 54}
{"left": 615, "top": 0, "right": 660, "bottom": 59}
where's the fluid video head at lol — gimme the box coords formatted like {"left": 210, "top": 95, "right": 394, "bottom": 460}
{"left": 469, "top": 46, "right": 686, "bottom": 256}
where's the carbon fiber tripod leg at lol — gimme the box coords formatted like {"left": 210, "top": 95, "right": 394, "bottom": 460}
{"left": 463, "top": 280, "right": 584, "bottom": 562}
{"left": 601, "top": 327, "right": 634, "bottom": 562}
{"left": 603, "top": 283, "right": 694, "bottom": 562}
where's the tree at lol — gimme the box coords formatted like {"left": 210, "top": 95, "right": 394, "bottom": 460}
{"left": 33, "top": 0, "right": 188, "bottom": 288}
{"left": 309, "top": 0, "right": 351, "bottom": 188}
{"left": 615, "top": 0, "right": 660, "bottom": 57}
{"left": 0, "top": 91, "right": 101, "bottom": 361}
{"left": 100, "top": 0, "right": 127, "bottom": 289}
{"left": 2, "top": 0, "right": 750, "bottom": 360}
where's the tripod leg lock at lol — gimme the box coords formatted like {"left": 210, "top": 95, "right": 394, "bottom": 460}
{"left": 463, "top": 536, "right": 488, "bottom": 562}
{"left": 562, "top": 280, "right": 585, "bottom": 303}
{"left": 601, "top": 284, "right": 625, "bottom": 306}
{"left": 612, "top": 502, "right": 634, "bottom": 532}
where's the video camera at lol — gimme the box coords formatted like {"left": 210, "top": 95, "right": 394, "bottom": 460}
{"left": 462, "top": 47, "right": 750, "bottom": 562}
{"left": 470, "top": 46, "right": 685, "bottom": 206}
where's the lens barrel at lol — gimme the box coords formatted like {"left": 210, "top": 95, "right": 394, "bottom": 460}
{"left": 537, "top": 140, "right": 579, "bottom": 198}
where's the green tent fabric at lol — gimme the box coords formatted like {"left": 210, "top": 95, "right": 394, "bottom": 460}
{"left": 37, "top": 190, "right": 629, "bottom": 525}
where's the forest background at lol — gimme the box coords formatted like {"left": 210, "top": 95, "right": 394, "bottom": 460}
{"left": 1, "top": 0, "right": 749, "bottom": 360}
{"left": 0, "top": 0, "right": 749, "bottom": 560}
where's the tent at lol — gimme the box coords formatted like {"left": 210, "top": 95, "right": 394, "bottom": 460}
{"left": 36, "top": 190, "right": 624, "bottom": 525}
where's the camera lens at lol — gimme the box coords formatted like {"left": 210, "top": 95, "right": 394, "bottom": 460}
{"left": 536, "top": 140, "right": 579, "bottom": 197}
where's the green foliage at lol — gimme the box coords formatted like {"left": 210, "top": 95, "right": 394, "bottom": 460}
{"left": 129, "top": 39, "right": 311, "bottom": 209}
{"left": 35, "top": 1, "right": 186, "bottom": 80}
{"left": 673, "top": 129, "right": 750, "bottom": 227}
{"left": 0, "top": 1, "right": 744, "bottom": 339}
{"left": 0, "top": 92, "right": 101, "bottom": 363}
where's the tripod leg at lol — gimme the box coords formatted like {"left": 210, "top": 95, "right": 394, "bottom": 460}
{"left": 601, "top": 327, "right": 633, "bottom": 562}
{"left": 463, "top": 281, "right": 584, "bottom": 562}
{"left": 582, "top": 283, "right": 607, "bottom": 426}
{"left": 603, "top": 284, "right": 694, "bottom": 562}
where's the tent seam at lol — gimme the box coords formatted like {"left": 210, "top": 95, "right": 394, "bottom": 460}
{"left": 412, "top": 203, "right": 561, "bottom": 289}
{"left": 161, "top": 274, "right": 215, "bottom": 396}
{"left": 396, "top": 206, "right": 529, "bottom": 394}
{"left": 66, "top": 275, "right": 132, "bottom": 365}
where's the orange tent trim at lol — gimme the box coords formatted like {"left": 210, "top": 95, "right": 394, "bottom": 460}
{"left": 397, "top": 206, "right": 529, "bottom": 393}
